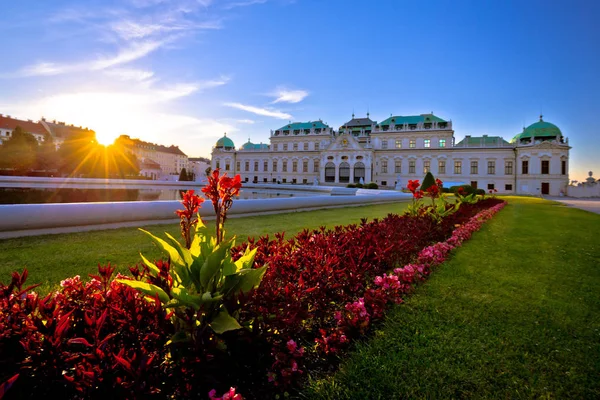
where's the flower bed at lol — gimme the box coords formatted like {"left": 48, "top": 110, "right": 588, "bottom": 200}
{"left": 0, "top": 171, "right": 506, "bottom": 400}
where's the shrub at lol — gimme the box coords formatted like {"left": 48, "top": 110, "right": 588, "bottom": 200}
{"left": 346, "top": 184, "right": 356, "bottom": 188}
{"left": 475, "top": 188, "right": 485, "bottom": 195}
{"left": 355, "top": 183, "right": 363, "bottom": 188}
{"left": 366, "top": 182, "right": 378, "bottom": 189}
{"left": 450, "top": 185, "right": 475, "bottom": 195}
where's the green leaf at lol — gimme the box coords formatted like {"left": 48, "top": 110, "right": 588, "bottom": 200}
{"left": 139, "top": 253, "right": 160, "bottom": 276}
{"left": 199, "top": 239, "right": 233, "bottom": 290}
{"left": 231, "top": 246, "right": 257, "bottom": 275}
{"left": 171, "top": 287, "right": 203, "bottom": 310}
{"left": 164, "top": 232, "right": 194, "bottom": 266}
{"left": 236, "top": 265, "right": 267, "bottom": 294}
{"left": 116, "top": 279, "right": 170, "bottom": 304}
{"left": 210, "top": 308, "right": 242, "bottom": 334}
{"left": 139, "top": 228, "right": 184, "bottom": 266}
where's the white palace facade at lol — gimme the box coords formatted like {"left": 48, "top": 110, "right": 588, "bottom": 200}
{"left": 211, "top": 113, "right": 570, "bottom": 196}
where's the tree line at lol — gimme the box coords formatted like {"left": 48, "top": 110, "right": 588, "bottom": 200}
{"left": 0, "top": 126, "right": 139, "bottom": 178}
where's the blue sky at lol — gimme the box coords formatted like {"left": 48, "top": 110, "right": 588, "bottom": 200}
{"left": 0, "top": 0, "right": 598, "bottom": 181}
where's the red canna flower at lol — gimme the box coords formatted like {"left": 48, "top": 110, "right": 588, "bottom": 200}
{"left": 201, "top": 169, "right": 243, "bottom": 244}
{"left": 175, "top": 190, "right": 205, "bottom": 249}
{"left": 407, "top": 180, "right": 420, "bottom": 193}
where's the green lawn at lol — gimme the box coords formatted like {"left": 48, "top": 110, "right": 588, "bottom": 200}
{"left": 0, "top": 202, "right": 408, "bottom": 293}
{"left": 304, "top": 197, "right": 600, "bottom": 399}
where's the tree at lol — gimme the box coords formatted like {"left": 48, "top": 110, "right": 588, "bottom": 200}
{"left": 36, "top": 133, "right": 59, "bottom": 174}
{"left": 0, "top": 126, "right": 39, "bottom": 174}
{"left": 179, "top": 167, "right": 189, "bottom": 181}
{"left": 205, "top": 166, "right": 212, "bottom": 176}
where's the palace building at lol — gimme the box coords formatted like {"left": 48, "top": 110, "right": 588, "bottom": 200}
{"left": 211, "top": 113, "right": 570, "bottom": 196}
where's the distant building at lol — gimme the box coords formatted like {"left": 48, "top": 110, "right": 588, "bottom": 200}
{"left": 188, "top": 157, "right": 210, "bottom": 182}
{"left": 0, "top": 114, "right": 48, "bottom": 144}
{"left": 211, "top": 113, "right": 570, "bottom": 196}
{"left": 116, "top": 135, "right": 189, "bottom": 180}
{"left": 39, "top": 118, "right": 96, "bottom": 149}
{"left": 0, "top": 114, "right": 95, "bottom": 149}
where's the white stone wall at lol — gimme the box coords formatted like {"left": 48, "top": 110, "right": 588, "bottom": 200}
{"left": 567, "top": 183, "right": 600, "bottom": 198}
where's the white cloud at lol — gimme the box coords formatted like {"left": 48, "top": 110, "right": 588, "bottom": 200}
{"left": 223, "top": 0, "right": 267, "bottom": 10}
{"left": 104, "top": 67, "right": 155, "bottom": 82}
{"left": 236, "top": 119, "right": 255, "bottom": 124}
{"left": 270, "top": 87, "right": 309, "bottom": 104}
{"left": 91, "top": 40, "right": 165, "bottom": 70}
{"left": 224, "top": 102, "right": 292, "bottom": 119}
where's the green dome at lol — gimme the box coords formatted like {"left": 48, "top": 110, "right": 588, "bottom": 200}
{"left": 215, "top": 134, "right": 234, "bottom": 149}
{"left": 520, "top": 116, "right": 562, "bottom": 140}
{"left": 241, "top": 139, "right": 255, "bottom": 150}
{"left": 510, "top": 132, "right": 522, "bottom": 144}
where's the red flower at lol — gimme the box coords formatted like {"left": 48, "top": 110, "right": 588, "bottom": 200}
{"left": 175, "top": 190, "right": 205, "bottom": 249}
{"left": 413, "top": 189, "right": 424, "bottom": 199}
{"left": 201, "top": 169, "right": 243, "bottom": 244}
{"left": 426, "top": 184, "right": 440, "bottom": 198}
{"left": 407, "top": 180, "right": 420, "bottom": 193}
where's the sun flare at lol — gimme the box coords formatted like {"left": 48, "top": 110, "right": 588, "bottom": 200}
{"left": 95, "top": 130, "right": 120, "bottom": 146}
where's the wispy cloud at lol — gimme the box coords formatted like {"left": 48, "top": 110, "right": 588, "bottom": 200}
{"left": 224, "top": 102, "right": 292, "bottom": 119}
{"left": 223, "top": 0, "right": 268, "bottom": 10}
{"left": 270, "top": 87, "right": 309, "bottom": 104}
{"left": 104, "top": 67, "right": 155, "bottom": 82}
{"left": 237, "top": 119, "right": 255, "bottom": 124}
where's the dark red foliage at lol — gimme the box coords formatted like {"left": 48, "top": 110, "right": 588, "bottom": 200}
{"left": 0, "top": 198, "right": 503, "bottom": 399}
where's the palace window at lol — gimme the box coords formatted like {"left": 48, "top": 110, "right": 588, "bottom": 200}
{"left": 282, "top": 161, "right": 287, "bottom": 172}
{"left": 264, "top": 161, "right": 268, "bottom": 171}
{"left": 303, "top": 160, "right": 308, "bottom": 172}
{"left": 283, "top": 143, "right": 288, "bottom": 151}
{"left": 225, "top": 163, "right": 230, "bottom": 171}
{"left": 488, "top": 183, "right": 495, "bottom": 190}
{"left": 439, "top": 139, "right": 446, "bottom": 147}
{"left": 395, "top": 140, "right": 402, "bottom": 148}
{"left": 505, "top": 161, "right": 513, "bottom": 175}
{"left": 470, "top": 161, "right": 478, "bottom": 174}
{"left": 293, "top": 143, "right": 298, "bottom": 151}
{"left": 216, "top": 161, "right": 220, "bottom": 169}
{"left": 236, "top": 161, "right": 240, "bottom": 171}
{"left": 314, "top": 160, "right": 319, "bottom": 172}
{"left": 424, "top": 139, "right": 431, "bottom": 148}
{"left": 423, "top": 161, "right": 430, "bottom": 173}
{"left": 522, "top": 160, "right": 529, "bottom": 174}
{"left": 439, "top": 160, "right": 446, "bottom": 174}
{"left": 382, "top": 140, "right": 388, "bottom": 149}
{"left": 272, "top": 160, "right": 278, "bottom": 171}
{"left": 381, "top": 160, "right": 388, "bottom": 173}
{"left": 409, "top": 139, "right": 416, "bottom": 148}
{"left": 505, "top": 184, "right": 513, "bottom": 191}
{"left": 254, "top": 161, "right": 258, "bottom": 171}
{"left": 562, "top": 160, "right": 566, "bottom": 175}
{"left": 541, "top": 160, "right": 549, "bottom": 174}
{"left": 315, "top": 142, "right": 320, "bottom": 150}
{"left": 454, "top": 161, "right": 462, "bottom": 174}
{"left": 395, "top": 160, "right": 401, "bottom": 173}
{"left": 245, "top": 161, "right": 249, "bottom": 172}
{"left": 292, "top": 161, "right": 297, "bottom": 172}
{"left": 303, "top": 142, "right": 308, "bottom": 151}
{"left": 409, "top": 160, "right": 416, "bottom": 174}
{"left": 487, "top": 161, "right": 495, "bottom": 175}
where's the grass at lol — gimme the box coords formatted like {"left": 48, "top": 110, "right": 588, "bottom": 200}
{"left": 303, "top": 196, "right": 600, "bottom": 399}
{"left": 0, "top": 202, "right": 408, "bottom": 294}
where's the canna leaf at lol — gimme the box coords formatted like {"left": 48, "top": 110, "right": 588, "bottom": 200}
{"left": 210, "top": 308, "right": 242, "bottom": 334}
{"left": 139, "top": 253, "right": 161, "bottom": 276}
{"left": 139, "top": 228, "right": 184, "bottom": 267}
{"left": 116, "top": 279, "right": 170, "bottom": 304}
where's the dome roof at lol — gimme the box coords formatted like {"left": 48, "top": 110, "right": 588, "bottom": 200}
{"left": 215, "top": 133, "right": 234, "bottom": 149}
{"left": 520, "top": 116, "right": 562, "bottom": 140}
{"left": 241, "top": 139, "right": 255, "bottom": 150}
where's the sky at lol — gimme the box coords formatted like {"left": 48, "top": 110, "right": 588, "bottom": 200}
{"left": 0, "top": 0, "right": 598, "bottom": 182}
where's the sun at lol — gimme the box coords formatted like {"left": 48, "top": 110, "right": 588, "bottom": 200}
{"left": 95, "top": 130, "right": 120, "bottom": 146}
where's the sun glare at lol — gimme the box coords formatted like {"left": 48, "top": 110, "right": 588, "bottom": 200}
{"left": 95, "top": 130, "right": 119, "bottom": 146}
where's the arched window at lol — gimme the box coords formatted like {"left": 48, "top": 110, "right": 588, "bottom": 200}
{"left": 339, "top": 162, "right": 350, "bottom": 183}
{"left": 354, "top": 162, "right": 365, "bottom": 183}
{"left": 325, "top": 162, "right": 335, "bottom": 182}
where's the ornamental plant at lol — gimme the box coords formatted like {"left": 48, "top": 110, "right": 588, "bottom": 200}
{"left": 118, "top": 169, "right": 266, "bottom": 348}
